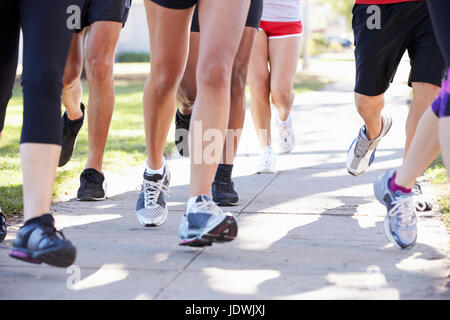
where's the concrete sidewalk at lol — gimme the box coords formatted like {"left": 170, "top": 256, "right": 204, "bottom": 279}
{"left": 1, "top": 61, "right": 449, "bottom": 300}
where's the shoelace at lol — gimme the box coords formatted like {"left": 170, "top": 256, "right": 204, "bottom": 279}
{"left": 143, "top": 179, "right": 169, "bottom": 207}
{"left": 388, "top": 196, "right": 417, "bottom": 227}
{"left": 260, "top": 148, "right": 274, "bottom": 165}
{"left": 279, "top": 125, "right": 293, "bottom": 144}
{"left": 355, "top": 130, "right": 372, "bottom": 158}
{"left": 195, "top": 200, "right": 223, "bottom": 216}
{"left": 42, "top": 224, "right": 66, "bottom": 240}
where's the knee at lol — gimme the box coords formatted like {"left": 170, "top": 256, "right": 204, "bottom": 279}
{"left": 152, "top": 68, "right": 184, "bottom": 99}
{"left": 197, "top": 56, "right": 233, "bottom": 89}
{"left": 86, "top": 55, "right": 114, "bottom": 82}
{"left": 355, "top": 93, "right": 383, "bottom": 115}
{"left": 270, "top": 85, "right": 293, "bottom": 107}
{"left": 23, "top": 65, "right": 63, "bottom": 99}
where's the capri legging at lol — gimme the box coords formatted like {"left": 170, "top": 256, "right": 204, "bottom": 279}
{"left": 427, "top": 0, "right": 450, "bottom": 118}
{"left": 0, "top": 0, "right": 84, "bottom": 145}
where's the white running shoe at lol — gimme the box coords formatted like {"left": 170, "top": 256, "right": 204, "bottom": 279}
{"left": 257, "top": 146, "right": 276, "bottom": 174}
{"left": 136, "top": 163, "right": 171, "bottom": 227}
{"left": 347, "top": 114, "right": 392, "bottom": 176}
{"left": 277, "top": 114, "right": 295, "bottom": 154}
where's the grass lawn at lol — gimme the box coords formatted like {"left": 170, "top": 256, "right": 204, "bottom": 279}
{"left": 425, "top": 155, "right": 450, "bottom": 227}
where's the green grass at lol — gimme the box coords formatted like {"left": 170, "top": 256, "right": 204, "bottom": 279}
{"left": 425, "top": 155, "right": 450, "bottom": 227}
{"left": 0, "top": 79, "right": 174, "bottom": 216}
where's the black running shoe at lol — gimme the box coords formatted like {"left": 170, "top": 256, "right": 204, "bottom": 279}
{"left": 9, "top": 214, "right": 76, "bottom": 267}
{"left": 59, "top": 103, "right": 85, "bottom": 167}
{"left": 175, "top": 109, "right": 191, "bottom": 157}
{"left": 212, "top": 164, "right": 239, "bottom": 206}
{"left": 0, "top": 207, "right": 6, "bottom": 243}
{"left": 413, "top": 183, "right": 433, "bottom": 212}
{"left": 77, "top": 168, "right": 106, "bottom": 201}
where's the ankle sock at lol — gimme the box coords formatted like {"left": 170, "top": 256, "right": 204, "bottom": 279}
{"left": 389, "top": 171, "right": 412, "bottom": 194}
{"left": 145, "top": 159, "right": 164, "bottom": 175}
{"left": 277, "top": 113, "right": 292, "bottom": 125}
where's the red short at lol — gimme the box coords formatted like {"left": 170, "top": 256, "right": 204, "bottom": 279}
{"left": 259, "top": 20, "right": 303, "bottom": 39}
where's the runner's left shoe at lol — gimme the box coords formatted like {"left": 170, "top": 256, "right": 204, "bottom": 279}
{"left": 374, "top": 169, "right": 418, "bottom": 249}
{"left": 59, "top": 103, "right": 85, "bottom": 167}
{"left": 179, "top": 195, "right": 238, "bottom": 247}
{"left": 413, "top": 183, "right": 433, "bottom": 212}
{"left": 77, "top": 168, "right": 107, "bottom": 201}
{"left": 347, "top": 114, "right": 392, "bottom": 176}
{"left": 136, "top": 164, "right": 171, "bottom": 227}
{"left": 277, "top": 114, "right": 295, "bottom": 154}
{"left": 174, "top": 109, "right": 191, "bottom": 157}
{"left": 9, "top": 214, "right": 76, "bottom": 267}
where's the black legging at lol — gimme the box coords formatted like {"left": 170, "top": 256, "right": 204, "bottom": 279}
{"left": 427, "top": 0, "right": 450, "bottom": 68}
{"left": 0, "top": 0, "right": 84, "bottom": 145}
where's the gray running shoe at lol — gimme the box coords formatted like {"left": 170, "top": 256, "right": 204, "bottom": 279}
{"left": 374, "top": 169, "right": 417, "bottom": 249}
{"left": 347, "top": 114, "right": 392, "bottom": 176}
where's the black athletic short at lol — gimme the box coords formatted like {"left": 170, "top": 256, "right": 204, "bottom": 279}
{"left": 76, "top": 0, "right": 132, "bottom": 32}
{"left": 191, "top": 0, "right": 263, "bottom": 32}
{"left": 150, "top": 0, "right": 197, "bottom": 10}
{"left": 352, "top": 1, "right": 446, "bottom": 96}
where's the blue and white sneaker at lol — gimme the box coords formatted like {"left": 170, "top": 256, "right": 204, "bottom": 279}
{"left": 374, "top": 169, "right": 418, "bottom": 249}
{"left": 347, "top": 114, "right": 392, "bottom": 176}
{"left": 136, "top": 164, "right": 170, "bottom": 227}
{"left": 179, "top": 195, "right": 238, "bottom": 247}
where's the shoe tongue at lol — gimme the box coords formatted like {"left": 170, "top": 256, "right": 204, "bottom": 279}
{"left": 39, "top": 214, "right": 55, "bottom": 226}
{"left": 143, "top": 171, "right": 163, "bottom": 182}
{"left": 196, "top": 195, "right": 211, "bottom": 203}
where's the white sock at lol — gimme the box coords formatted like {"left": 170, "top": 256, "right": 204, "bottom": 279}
{"left": 145, "top": 159, "right": 164, "bottom": 175}
{"left": 277, "top": 113, "right": 292, "bottom": 125}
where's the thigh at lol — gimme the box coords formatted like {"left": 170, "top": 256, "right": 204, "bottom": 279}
{"left": 268, "top": 35, "right": 302, "bottom": 91}
{"left": 352, "top": 4, "right": 408, "bottom": 96}
{"left": 86, "top": 21, "right": 122, "bottom": 61}
{"left": 20, "top": 0, "right": 85, "bottom": 144}
{"left": 408, "top": 7, "right": 446, "bottom": 88}
{"left": 0, "top": 0, "right": 20, "bottom": 132}
{"left": 197, "top": 0, "right": 250, "bottom": 69}
{"left": 427, "top": 0, "right": 450, "bottom": 66}
{"left": 248, "top": 30, "right": 270, "bottom": 88}
{"left": 145, "top": 0, "right": 193, "bottom": 76}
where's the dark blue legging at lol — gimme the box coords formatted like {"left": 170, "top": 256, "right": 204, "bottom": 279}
{"left": 0, "top": 0, "right": 84, "bottom": 145}
{"left": 427, "top": 0, "right": 450, "bottom": 67}
{"left": 427, "top": 0, "right": 450, "bottom": 118}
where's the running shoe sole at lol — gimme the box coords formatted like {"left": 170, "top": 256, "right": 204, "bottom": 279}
{"left": 9, "top": 244, "right": 76, "bottom": 268}
{"left": 179, "top": 215, "right": 238, "bottom": 247}
{"left": 77, "top": 195, "right": 106, "bottom": 201}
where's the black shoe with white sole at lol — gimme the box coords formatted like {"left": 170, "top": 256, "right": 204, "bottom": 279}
{"left": 77, "top": 168, "right": 106, "bottom": 201}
